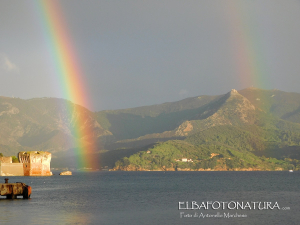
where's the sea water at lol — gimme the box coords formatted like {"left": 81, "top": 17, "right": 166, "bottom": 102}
{"left": 0, "top": 171, "right": 299, "bottom": 225}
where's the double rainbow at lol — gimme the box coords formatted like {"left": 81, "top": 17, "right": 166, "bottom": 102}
{"left": 35, "top": 0, "right": 98, "bottom": 169}
{"left": 33, "top": 1, "right": 272, "bottom": 169}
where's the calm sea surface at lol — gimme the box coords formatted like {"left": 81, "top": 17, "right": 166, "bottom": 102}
{"left": 1, "top": 171, "right": 299, "bottom": 225}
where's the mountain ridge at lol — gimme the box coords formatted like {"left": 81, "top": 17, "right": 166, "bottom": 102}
{"left": 1, "top": 88, "right": 300, "bottom": 169}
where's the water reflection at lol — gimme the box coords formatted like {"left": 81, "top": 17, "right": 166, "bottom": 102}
{"left": 1, "top": 171, "right": 300, "bottom": 225}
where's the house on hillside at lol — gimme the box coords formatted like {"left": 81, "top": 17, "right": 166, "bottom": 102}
{"left": 181, "top": 158, "right": 193, "bottom": 162}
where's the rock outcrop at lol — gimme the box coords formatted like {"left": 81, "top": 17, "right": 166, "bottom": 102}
{"left": 59, "top": 171, "right": 72, "bottom": 175}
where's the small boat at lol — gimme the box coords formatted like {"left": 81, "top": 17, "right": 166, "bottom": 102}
{"left": 289, "top": 170, "right": 293, "bottom": 172}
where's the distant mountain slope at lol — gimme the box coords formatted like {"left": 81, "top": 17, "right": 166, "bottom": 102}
{"left": 0, "top": 97, "right": 111, "bottom": 156}
{"left": 96, "top": 95, "right": 219, "bottom": 140}
{"left": 123, "top": 89, "right": 261, "bottom": 139}
{"left": 239, "top": 88, "right": 300, "bottom": 122}
{"left": 102, "top": 88, "right": 300, "bottom": 143}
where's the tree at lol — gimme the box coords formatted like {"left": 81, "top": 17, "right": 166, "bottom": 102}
{"left": 12, "top": 156, "right": 19, "bottom": 163}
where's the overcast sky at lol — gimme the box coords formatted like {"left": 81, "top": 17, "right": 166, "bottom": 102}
{"left": 1, "top": 0, "right": 300, "bottom": 111}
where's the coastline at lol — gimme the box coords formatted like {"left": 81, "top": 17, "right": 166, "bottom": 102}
{"left": 109, "top": 167, "right": 289, "bottom": 172}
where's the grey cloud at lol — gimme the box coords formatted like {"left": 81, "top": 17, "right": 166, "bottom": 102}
{"left": 0, "top": 54, "right": 19, "bottom": 73}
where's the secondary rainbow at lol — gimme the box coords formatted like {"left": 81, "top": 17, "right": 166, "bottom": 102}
{"left": 34, "top": 0, "right": 98, "bottom": 169}
{"left": 224, "top": 0, "right": 271, "bottom": 90}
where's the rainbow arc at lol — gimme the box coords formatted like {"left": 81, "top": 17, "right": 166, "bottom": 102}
{"left": 35, "top": 0, "right": 98, "bottom": 169}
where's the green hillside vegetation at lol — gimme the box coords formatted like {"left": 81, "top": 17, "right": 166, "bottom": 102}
{"left": 113, "top": 140, "right": 298, "bottom": 171}
{"left": 187, "top": 123, "right": 300, "bottom": 151}
{"left": 113, "top": 123, "right": 300, "bottom": 171}
{"left": 186, "top": 125, "right": 267, "bottom": 152}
